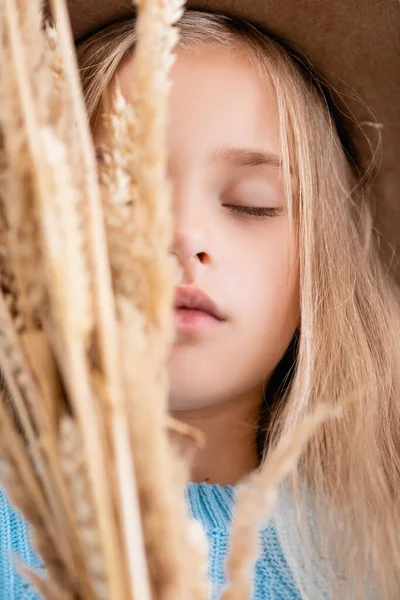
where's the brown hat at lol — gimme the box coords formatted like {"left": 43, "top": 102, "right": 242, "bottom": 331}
{"left": 67, "top": 0, "right": 400, "bottom": 283}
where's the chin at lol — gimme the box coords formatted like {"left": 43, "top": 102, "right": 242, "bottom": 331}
{"left": 168, "top": 379, "right": 218, "bottom": 412}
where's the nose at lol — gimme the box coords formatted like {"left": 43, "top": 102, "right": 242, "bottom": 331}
{"left": 168, "top": 166, "right": 214, "bottom": 280}
{"left": 171, "top": 227, "right": 211, "bottom": 279}
{"left": 171, "top": 214, "right": 212, "bottom": 281}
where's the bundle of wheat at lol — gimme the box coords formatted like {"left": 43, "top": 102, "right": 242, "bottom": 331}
{"left": 0, "top": 0, "right": 332, "bottom": 598}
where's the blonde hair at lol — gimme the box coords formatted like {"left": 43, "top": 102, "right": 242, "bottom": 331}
{"left": 77, "top": 10, "right": 400, "bottom": 598}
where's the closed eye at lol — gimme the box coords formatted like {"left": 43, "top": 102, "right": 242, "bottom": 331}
{"left": 223, "top": 205, "right": 282, "bottom": 219}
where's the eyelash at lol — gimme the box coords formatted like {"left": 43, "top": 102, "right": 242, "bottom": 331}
{"left": 223, "top": 204, "right": 281, "bottom": 219}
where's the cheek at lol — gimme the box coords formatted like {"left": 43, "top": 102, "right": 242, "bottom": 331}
{"left": 246, "top": 248, "right": 298, "bottom": 320}
{"left": 233, "top": 227, "right": 299, "bottom": 359}
{"left": 235, "top": 223, "right": 298, "bottom": 312}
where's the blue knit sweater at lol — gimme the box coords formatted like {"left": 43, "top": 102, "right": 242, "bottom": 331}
{"left": 0, "top": 482, "right": 300, "bottom": 599}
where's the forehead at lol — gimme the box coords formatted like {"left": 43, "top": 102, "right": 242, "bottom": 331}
{"left": 102, "top": 45, "right": 280, "bottom": 159}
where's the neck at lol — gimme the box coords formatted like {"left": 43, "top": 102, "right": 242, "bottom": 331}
{"left": 171, "top": 386, "right": 263, "bottom": 486}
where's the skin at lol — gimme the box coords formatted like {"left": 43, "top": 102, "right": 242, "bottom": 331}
{"left": 93, "top": 44, "right": 300, "bottom": 485}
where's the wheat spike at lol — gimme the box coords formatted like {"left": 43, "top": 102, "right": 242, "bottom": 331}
{"left": 59, "top": 416, "right": 109, "bottom": 599}
{"left": 0, "top": 1, "right": 44, "bottom": 330}
{"left": 220, "top": 406, "right": 340, "bottom": 600}
{"left": 99, "top": 87, "right": 142, "bottom": 301}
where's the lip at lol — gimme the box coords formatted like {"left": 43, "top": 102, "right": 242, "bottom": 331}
{"left": 174, "top": 285, "right": 227, "bottom": 333}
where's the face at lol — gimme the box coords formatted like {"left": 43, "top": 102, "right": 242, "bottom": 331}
{"left": 93, "top": 44, "right": 300, "bottom": 412}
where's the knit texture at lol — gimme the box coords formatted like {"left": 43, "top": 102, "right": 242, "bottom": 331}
{"left": 0, "top": 482, "right": 300, "bottom": 599}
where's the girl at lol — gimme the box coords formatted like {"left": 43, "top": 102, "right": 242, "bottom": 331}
{"left": 1, "top": 3, "right": 400, "bottom": 599}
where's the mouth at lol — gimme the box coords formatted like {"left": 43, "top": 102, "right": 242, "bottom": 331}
{"left": 174, "top": 285, "right": 227, "bottom": 333}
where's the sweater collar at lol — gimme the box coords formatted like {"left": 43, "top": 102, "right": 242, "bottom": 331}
{"left": 185, "top": 482, "right": 236, "bottom": 534}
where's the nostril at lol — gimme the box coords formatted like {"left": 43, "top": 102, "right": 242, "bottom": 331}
{"left": 197, "top": 252, "right": 208, "bottom": 264}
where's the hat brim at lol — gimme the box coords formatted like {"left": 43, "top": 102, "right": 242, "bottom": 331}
{"left": 67, "top": 0, "right": 400, "bottom": 282}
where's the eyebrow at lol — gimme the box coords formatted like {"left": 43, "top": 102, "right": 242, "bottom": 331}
{"left": 95, "top": 144, "right": 284, "bottom": 170}
{"left": 212, "top": 146, "right": 283, "bottom": 169}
